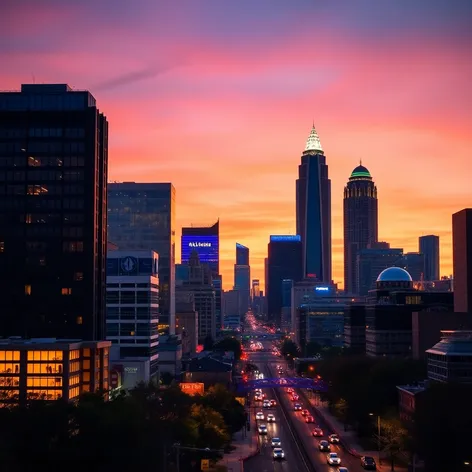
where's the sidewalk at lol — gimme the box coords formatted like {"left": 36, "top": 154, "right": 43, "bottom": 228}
{"left": 304, "top": 394, "right": 407, "bottom": 472}
{"left": 218, "top": 419, "right": 259, "bottom": 472}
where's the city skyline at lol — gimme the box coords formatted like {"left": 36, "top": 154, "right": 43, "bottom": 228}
{"left": 2, "top": 1, "right": 471, "bottom": 289}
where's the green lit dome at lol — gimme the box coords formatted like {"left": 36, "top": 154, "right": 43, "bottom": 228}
{"left": 349, "top": 165, "right": 372, "bottom": 180}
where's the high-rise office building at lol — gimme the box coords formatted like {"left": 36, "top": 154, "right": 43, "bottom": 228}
{"left": 0, "top": 84, "right": 108, "bottom": 340}
{"left": 357, "top": 243, "right": 403, "bottom": 296}
{"left": 296, "top": 125, "right": 331, "bottom": 282}
{"left": 181, "top": 221, "right": 219, "bottom": 275}
{"left": 267, "top": 235, "right": 303, "bottom": 325}
{"left": 234, "top": 243, "right": 250, "bottom": 315}
{"left": 343, "top": 164, "right": 378, "bottom": 294}
{"left": 419, "top": 235, "right": 440, "bottom": 281}
{"left": 108, "top": 183, "right": 176, "bottom": 334}
{"left": 395, "top": 252, "right": 425, "bottom": 282}
{"left": 452, "top": 209, "right": 472, "bottom": 313}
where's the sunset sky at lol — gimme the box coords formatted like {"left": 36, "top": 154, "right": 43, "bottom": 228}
{"left": 2, "top": 0, "right": 472, "bottom": 290}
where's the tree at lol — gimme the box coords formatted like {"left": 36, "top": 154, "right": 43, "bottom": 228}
{"left": 160, "top": 371, "right": 175, "bottom": 386}
{"left": 281, "top": 339, "right": 300, "bottom": 359}
{"left": 378, "top": 417, "right": 408, "bottom": 471}
{"left": 213, "top": 337, "right": 242, "bottom": 360}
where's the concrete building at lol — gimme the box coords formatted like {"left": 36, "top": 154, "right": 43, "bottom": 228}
{"left": 175, "top": 292, "right": 198, "bottom": 356}
{"left": 106, "top": 250, "right": 159, "bottom": 382}
{"left": 357, "top": 243, "right": 403, "bottom": 296}
{"left": 0, "top": 338, "right": 110, "bottom": 406}
{"left": 426, "top": 331, "right": 472, "bottom": 384}
{"left": 108, "top": 182, "right": 176, "bottom": 334}
{"left": 419, "top": 235, "right": 440, "bottom": 281}
{"left": 452, "top": 209, "right": 472, "bottom": 313}
{"left": 158, "top": 335, "right": 182, "bottom": 376}
{"left": 0, "top": 84, "right": 108, "bottom": 341}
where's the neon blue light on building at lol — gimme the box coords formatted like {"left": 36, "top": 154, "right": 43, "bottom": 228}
{"left": 181, "top": 235, "right": 219, "bottom": 272}
{"left": 270, "top": 235, "right": 301, "bottom": 242}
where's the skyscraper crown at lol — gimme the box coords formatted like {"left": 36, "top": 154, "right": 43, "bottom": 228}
{"left": 304, "top": 125, "right": 324, "bottom": 155}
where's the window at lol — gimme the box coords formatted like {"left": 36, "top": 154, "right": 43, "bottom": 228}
{"left": 83, "top": 359, "right": 91, "bottom": 369}
{"left": 69, "top": 386, "right": 80, "bottom": 399}
{"left": 70, "top": 350, "right": 80, "bottom": 360}
{"left": 69, "top": 374, "right": 80, "bottom": 386}
{"left": 25, "top": 284, "right": 31, "bottom": 295}
{"left": 61, "top": 288, "right": 72, "bottom": 295}
{"left": 26, "top": 350, "right": 63, "bottom": 361}
{"left": 73, "top": 272, "right": 83, "bottom": 281}
{"left": 76, "top": 316, "right": 83, "bottom": 325}
{"left": 26, "top": 390, "right": 62, "bottom": 401}
{"left": 0, "top": 241, "right": 4, "bottom": 253}
{"left": 83, "top": 349, "right": 91, "bottom": 358}
{"left": 83, "top": 371, "right": 90, "bottom": 382}
{"left": 0, "top": 363, "right": 20, "bottom": 374}
{"left": 26, "top": 376, "right": 63, "bottom": 387}
{"left": 0, "top": 351, "right": 20, "bottom": 362}
{"left": 69, "top": 361, "right": 80, "bottom": 373}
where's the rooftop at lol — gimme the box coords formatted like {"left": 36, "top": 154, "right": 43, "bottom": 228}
{"left": 303, "top": 125, "right": 324, "bottom": 155}
{"left": 349, "top": 164, "right": 372, "bottom": 180}
{"left": 377, "top": 267, "right": 413, "bottom": 283}
{"left": 427, "top": 330, "right": 472, "bottom": 356}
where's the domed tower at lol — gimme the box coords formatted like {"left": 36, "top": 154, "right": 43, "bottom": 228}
{"left": 343, "top": 163, "right": 378, "bottom": 294}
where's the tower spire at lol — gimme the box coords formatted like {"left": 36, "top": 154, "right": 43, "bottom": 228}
{"left": 304, "top": 124, "right": 323, "bottom": 154}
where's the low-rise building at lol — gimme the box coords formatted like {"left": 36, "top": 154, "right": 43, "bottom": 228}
{"left": 0, "top": 338, "right": 111, "bottom": 406}
{"left": 396, "top": 381, "right": 428, "bottom": 423}
{"left": 426, "top": 330, "right": 472, "bottom": 384}
{"left": 183, "top": 356, "right": 232, "bottom": 389}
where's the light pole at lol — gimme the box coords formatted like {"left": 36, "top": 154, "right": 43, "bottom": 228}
{"left": 369, "top": 413, "right": 381, "bottom": 464}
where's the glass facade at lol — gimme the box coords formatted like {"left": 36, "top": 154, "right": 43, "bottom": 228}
{"left": 0, "top": 84, "right": 108, "bottom": 340}
{"left": 107, "top": 183, "right": 175, "bottom": 334}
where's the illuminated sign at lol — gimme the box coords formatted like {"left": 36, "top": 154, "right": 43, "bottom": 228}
{"left": 270, "top": 235, "right": 301, "bottom": 242}
{"left": 189, "top": 242, "right": 211, "bottom": 247}
{"left": 315, "top": 286, "right": 330, "bottom": 292}
{"left": 124, "top": 367, "right": 138, "bottom": 374}
{"left": 180, "top": 382, "right": 205, "bottom": 396}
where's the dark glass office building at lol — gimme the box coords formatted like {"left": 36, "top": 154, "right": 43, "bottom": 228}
{"left": 107, "top": 183, "right": 176, "bottom": 334}
{"left": 0, "top": 84, "right": 108, "bottom": 340}
{"left": 296, "top": 125, "right": 331, "bottom": 282}
{"left": 419, "top": 235, "right": 440, "bottom": 281}
{"left": 267, "top": 236, "right": 303, "bottom": 325}
{"left": 343, "top": 164, "right": 378, "bottom": 294}
{"left": 181, "top": 221, "right": 219, "bottom": 275}
{"left": 234, "top": 243, "right": 250, "bottom": 314}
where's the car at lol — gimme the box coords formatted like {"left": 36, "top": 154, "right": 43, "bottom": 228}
{"left": 338, "top": 468, "right": 349, "bottom": 472}
{"left": 270, "top": 437, "right": 281, "bottom": 447}
{"left": 291, "top": 394, "right": 299, "bottom": 401}
{"left": 270, "top": 399, "right": 277, "bottom": 407}
{"left": 267, "top": 413, "right": 276, "bottom": 423}
{"left": 273, "top": 447, "right": 285, "bottom": 460}
{"left": 327, "top": 453, "right": 341, "bottom": 465}
{"left": 312, "top": 427, "right": 324, "bottom": 437}
{"left": 318, "top": 440, "right": 331, "bottom": 452}
{"left": 254, "top": 395, "right": 262, "bottom": 401}
{"left": 361, "top": 456, "right": 377, "bottom": 470}
{"left": 263, "top": 400, "right": 271, "bottom": 408}
{"left": 287, "top": 388, "right": 294, "bottom": 393}
{"left": 305, "top": 415, "right": 315, "bottom": 423}
{"left": 294, "top": 403, "right": 302, "bottom": 411}
{"left": 258, "top": 424, "right": 268, "bottom": 435}
{"left": 329, "top": 434, "right": 340, "bottom": 444}
{"left": 301, "top": 409, "right": 309, "bottom": 416}
{"left": 256, "top": 412, "right": 264, "bottom": 420}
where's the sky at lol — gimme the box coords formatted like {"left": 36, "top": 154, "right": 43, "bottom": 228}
{"left": 1, "top": 0, "right": 472, "bottom": 290}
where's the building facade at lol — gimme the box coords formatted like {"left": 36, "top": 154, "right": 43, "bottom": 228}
{"left": 0, "top": 338, "right": 110, "bottom": 406}
{"left": 234, "top": 243, "right": 250, "bottom": 316}
{"left": 106, "top": 250, "right": 159, "bottom": 380}
{"left": 343, "top": 164, "right": 378, "bottom": 295}
{"left": 0, "top": 84, "right": 108, "bottom": 340}
{"left": 419, "top": 235, "right": 440, "bottom": 281}
{"left": 107, "top": 182, "right": 176, "bottom": 334}
{"left": 396, "top": 252, "right": 425, "bottom": 282}
{"left": 452, "top": 209, "right": 472, "bottom": 313}
{"left": 267, "top": 235, "right": 303, "bottom": 326}
{"left": 357, "top": 243, "right": 403, "bottom": 296}
{"left": 296, "top": 125, "right": 331, "bottom": 282}
{"left": 343, "top": 304, "right": 367, "bottom": 353}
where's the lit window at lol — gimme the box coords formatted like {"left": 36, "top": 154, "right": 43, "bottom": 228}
{"left": 0, "top": 241, "right": 4, "bottom": 252}
{"left": 25, "top": 214, "right": 32, "bottom": 224}
{"left": 61, "top": 288, "right": 72, "bottom": 295}
{"left": 25, "top": 285, "right": 31, "bottom": 295}
{"left": 76, "top": 316, "right": 83, "bottom": 325}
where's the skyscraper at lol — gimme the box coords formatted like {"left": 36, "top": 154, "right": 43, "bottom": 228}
{"left": 0, "top": 84, "right": 108, "bottom": 340}
{"left": 181, "top": 221, "right": 221, "bottom": 330}
{"left": 419, "top": 235, "right": 440, "bottom": 281}
{"left": 234, "top": 243, "right": 250, "bottom": 315}
{"left": 267, "top": 236, "right": 303, "bottom": 325}
{"left": 343, "top": 164, "right": 378, "bottom": 294}
{"left": 452, "top": 209, "right": 472, "bottom": 313}
{"left": 107, "top": 183, "right": 176, "bottom": 334}
{"left": 296, "top": 125, "right": 331, "bottom": 282}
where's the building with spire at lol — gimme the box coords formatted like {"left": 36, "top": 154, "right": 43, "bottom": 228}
{"left": 296, "top": 125, "right": 331, "bottom": 282}
{"left": 343, "top": 163, "right": 378, "bottom": 295}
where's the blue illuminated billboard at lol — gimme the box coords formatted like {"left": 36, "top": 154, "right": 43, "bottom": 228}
{"left": 181, "top": 235, "right": 219, "bottom": 274}
{"left": 270, "top": 235, "right": 301, "bottom": 242}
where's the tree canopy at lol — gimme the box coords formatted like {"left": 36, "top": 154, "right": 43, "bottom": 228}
{"left": 0, "top": 382, "right": 245, "bottom": 471}
{"left": 213, "top": 337, "right": 242, "bottom": 360}
{"left": 281, "top": 339, "right": 300, "bottom": 359}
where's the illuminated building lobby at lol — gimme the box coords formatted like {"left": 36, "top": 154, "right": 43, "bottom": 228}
{"left": 0, "top": 338, "right": 111, "bottom": 406}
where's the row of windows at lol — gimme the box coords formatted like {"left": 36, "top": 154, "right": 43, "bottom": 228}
{"left": 27, "top": 377, "right": 62, "bottom": 387}
{"left": 27, "top": 350, "right": 63, "bottom": 361}
{"left": 26, "top": 389, "right": 62, "bottom": 400}
{"left": 0, "top": 351, "right": 20, "bottom": 361}
{"left": 0, "top": 156, "right": 85, "bottom": 168}
{"left": 0, "top": 377, "right": 19, "bottom": 387}
{"left": 107, "top": 283, "right": 159, "bottom": 289}
{"left": 106, "top": 291, "right": 159, "bottom": 304}
{"left": 0, "top": 198, "right": 86, "bottom": 210}
{"left": 27, "top": 364, "right": 63, "bottom": 374}
{"left": 28, "top": 128, "right": 85, "bottom": 138}
{"left": 0, "top": 142, "right": 85, "bottom": 154}
{"left": 106, "top": 324, "right": 158, "bottom": 337}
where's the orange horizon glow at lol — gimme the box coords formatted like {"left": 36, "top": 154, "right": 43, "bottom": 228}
{"left": 2, "top": 1, "right": 471, "bottom": 291}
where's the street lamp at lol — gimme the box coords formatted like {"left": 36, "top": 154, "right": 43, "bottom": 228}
{"left": 369, "top": 413, "right": 381, "bottom": 464}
